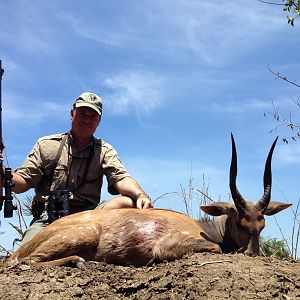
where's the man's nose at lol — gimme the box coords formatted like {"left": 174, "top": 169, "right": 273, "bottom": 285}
{"left": 82, "top": 115, "right": 94, "bottom": 122}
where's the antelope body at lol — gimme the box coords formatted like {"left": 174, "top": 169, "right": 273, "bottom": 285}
{"left": 8, "top": 134, "right": 291, "bottom": 267}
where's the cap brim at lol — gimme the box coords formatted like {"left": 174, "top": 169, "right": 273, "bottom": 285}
{"left": 75, "top": 103, "right": 101, "bottom": 115}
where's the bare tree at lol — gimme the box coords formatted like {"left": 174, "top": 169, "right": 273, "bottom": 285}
{"left": 264, "top": 67, "right": 300, "bottom": 143}
{"left": 259, "top": 0, "right": 300, "bottom": 142}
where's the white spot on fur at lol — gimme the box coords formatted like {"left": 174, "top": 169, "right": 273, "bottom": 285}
{"left": 181, "top": 231, "right": 190, "bottom": 235}
{"left": 138, "top": 221, "right": 157, "bottom": 235}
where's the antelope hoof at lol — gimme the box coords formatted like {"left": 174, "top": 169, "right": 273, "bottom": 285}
{"left": 75, "top": 257, "right": 87, "bottom": 270}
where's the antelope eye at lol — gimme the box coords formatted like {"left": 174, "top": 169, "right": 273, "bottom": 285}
{"left": 244, "top": 214, "right": 251, "bottom": 222}
{"left": 257, "top": 214, "right": 264, "bottom": 222}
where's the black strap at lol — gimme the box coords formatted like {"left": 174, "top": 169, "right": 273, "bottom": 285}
{"left": 48, "top": 133, "right": 68, "bottom": 186}
{"left": 48, "top": 133, "right": 95, "bottom": 197}
{"left": 76, "top": 139, "right": 95, "bottom": 190}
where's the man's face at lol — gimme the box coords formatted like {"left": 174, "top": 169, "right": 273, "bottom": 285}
{"left": 71, "top": 106, "right": 101, "bottom": 139}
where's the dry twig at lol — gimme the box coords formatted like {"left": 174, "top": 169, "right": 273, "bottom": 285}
{"left": 200, "top": 259, "right": 232, "bottom": 267}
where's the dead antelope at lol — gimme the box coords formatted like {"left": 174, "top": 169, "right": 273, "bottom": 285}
{"left": 8, "top": 134, "right": 291, "bottom": 267}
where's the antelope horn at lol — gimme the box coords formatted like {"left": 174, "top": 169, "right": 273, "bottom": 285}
{"left": 256, "top": 136, "right": 278, "bottom": 212}
{"left": 230, "top": 133, "right": 246, "bottom": 213}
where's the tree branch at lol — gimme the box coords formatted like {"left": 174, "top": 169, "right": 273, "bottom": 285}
{"left": 258, "top": 0, "right": 285, "bottom": 6}
{"left": 267, "top": 66, "right": 300, "bottom": 88}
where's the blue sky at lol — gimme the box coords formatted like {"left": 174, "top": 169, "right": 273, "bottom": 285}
{"left": 1, "top": 1, "right": 300, "bottom": 255}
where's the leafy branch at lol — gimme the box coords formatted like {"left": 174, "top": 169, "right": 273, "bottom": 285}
{"left": 258, "top": 0, "right": 300, "bottom": 26}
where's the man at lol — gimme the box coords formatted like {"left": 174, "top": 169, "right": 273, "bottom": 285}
{"left": 2, "top": 92, "right": 153, "bottom": 244}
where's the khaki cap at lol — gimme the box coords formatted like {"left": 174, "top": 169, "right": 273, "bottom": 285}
{"left": 74, "top": 92, "right": 102, "bottom": 115}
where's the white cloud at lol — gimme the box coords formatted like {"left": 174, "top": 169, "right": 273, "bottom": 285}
{"left": 209, "top": 98, "right": 272, "bottom": 114}
{"left": 4, "top": 94, "right": 69, "bottom": 126}
{"left": 103, "top": 71, "right": 166, "bottom": 115}
{"left": 55, "top": 1, "right": 288, "bottom": 67}
{"left": 276, "top": 143, "right": 300, "bottom": 164}
{"left": 133, "top": 0, "right": 287, "bottom": 66}
{"left": 0, "top": 2, "right": 62, "bottom": 57}
{"left": 66, "top": 13, "right": 125, "bottom": 47}
{"left": 180, "top": 1, "right": 285, "bottom": 65}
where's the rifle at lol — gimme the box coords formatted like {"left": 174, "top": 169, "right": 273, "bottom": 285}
{"left": 0, "top": 60, "right": 16, "bottom": 218}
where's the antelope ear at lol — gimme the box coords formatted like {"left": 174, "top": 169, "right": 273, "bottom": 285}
{"left": 263, "top": 201, "right": 292, "bottom": 216}
{"left": 201, "top": 202, "right": 236, "bottom": 216}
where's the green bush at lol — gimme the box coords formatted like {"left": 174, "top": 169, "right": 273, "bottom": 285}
{"left": 260, "top": 236, "right": 291, "bottom": 259}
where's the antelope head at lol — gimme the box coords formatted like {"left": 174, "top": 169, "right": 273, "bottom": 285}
{"left": 201, "top": 134, "right": 291, "bottom": 255}
{"left": 229, "top": 133, "right": 290, "bottom": 255}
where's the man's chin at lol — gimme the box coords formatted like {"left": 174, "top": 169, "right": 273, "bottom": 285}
{"left": 77, "top": 129, "right": 93, "bottom": 137}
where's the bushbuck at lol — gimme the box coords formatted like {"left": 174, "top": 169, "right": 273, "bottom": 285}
{"left": 8, "top": 134, "right": 291, "bottom": 267}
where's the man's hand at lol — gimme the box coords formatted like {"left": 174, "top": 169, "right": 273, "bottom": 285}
{"left": 0, "top": 153, "right": 31, "bottom": 194}
{"left": 136, "top": 193, "right": 153, "bottom": 209}
{"left": 114, "top": 177, "right": 154, "bottom": 209}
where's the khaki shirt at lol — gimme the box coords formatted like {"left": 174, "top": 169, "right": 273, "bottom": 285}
{"left": 15, "top": 133, "right": 130, "bottom": 212}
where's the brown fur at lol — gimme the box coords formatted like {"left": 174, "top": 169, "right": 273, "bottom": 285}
{"left": 8, "top": 201, "right": 290, "bottom": 267}
{"left": 200, "top": 201, "right": 291, "bottom": 255}
{"left": 8, "top": 208, "right": 222, "bottom": 267}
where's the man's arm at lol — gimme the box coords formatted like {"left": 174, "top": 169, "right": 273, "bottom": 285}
{"left": 11, "top": 172, "right": 32, "bottom": 193}
{"left": 114, "top": 176, "right": 153, "bottom": 209}
{"left": 0, "top": 153, "right": 31, "bottom": 194}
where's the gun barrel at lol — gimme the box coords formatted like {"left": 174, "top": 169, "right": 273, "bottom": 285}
{"left": 0, "top": 59, "right": 3, "bottom": 153}
{"left": 0, "top": 60, "right": 3, "bottom": 211}
{"left": 0, "top": 61, "right": 15, "bottom": 217}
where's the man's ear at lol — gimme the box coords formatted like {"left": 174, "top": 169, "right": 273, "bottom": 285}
{"left": 70, "top": 109, "right": 74, "bottom": 119}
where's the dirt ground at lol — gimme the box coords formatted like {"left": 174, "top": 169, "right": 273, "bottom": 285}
{"left": 0, "top": 253, "right": 299, "bottom": 300}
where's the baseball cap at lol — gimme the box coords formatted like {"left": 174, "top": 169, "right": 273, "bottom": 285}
{"left": 74, "top": 92, "right": 102, "bottom": 115}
